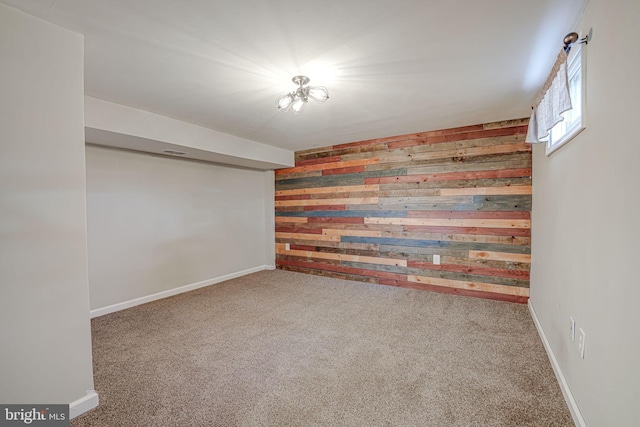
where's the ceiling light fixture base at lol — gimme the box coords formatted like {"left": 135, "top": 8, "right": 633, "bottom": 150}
{"left": 292, "top": 75, "right": 310, "bottom": 86}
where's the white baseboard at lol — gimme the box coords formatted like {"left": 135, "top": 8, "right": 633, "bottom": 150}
{"left": 90, "top": 265, "right": 270, "bottom": 318}
{"left": 265, "top": 264, "right": 276, "bottom": 270}
{"left": 70, "top": 389, "right": 99, "bottom": 419}
{"left": 528, "top": 301, "right": 586, "bottom": 427}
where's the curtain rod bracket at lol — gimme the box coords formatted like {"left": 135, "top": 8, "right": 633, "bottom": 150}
{"left": 563, "top": 28, "right": 593, "bottom": 53}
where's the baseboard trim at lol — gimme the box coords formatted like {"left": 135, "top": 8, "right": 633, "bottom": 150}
{"left": 70, "top": 389, "right": 99, "bottom": 419}
{"left": 528, "top": 301, "right": 586, "bottom": 427}
{"left": 90, "top": 265, "right": 269, "bottom": 318}
{"left": 265, "top": 264, "right": 276, "bottom": 270}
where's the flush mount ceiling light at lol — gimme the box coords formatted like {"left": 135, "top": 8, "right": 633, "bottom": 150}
{"left": 276, "top": 75, "right": 329, "bottom": 114}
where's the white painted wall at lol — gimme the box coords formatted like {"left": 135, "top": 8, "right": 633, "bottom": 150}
{"left": 0, "top": 3, "right": 96, "bottom": 410}
{"left": 86, "top": 145, "right": 274, "bottom": 312}
{"left": 530, "top": 0, "right": 640, "bottom": 425}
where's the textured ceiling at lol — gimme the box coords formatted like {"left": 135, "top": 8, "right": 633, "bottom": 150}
{"left": 1, "top": 0, "right": 586, "bottom": 151}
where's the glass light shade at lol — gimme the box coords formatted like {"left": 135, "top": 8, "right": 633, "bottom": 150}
{"left": 276, "top": 93, "right": 294, "bottom": 111}
{"left": 308, "top": 86, "right": 329, "bottom": 103}
{"left": 291, "top": 97, "right": 305, "bottom": 114}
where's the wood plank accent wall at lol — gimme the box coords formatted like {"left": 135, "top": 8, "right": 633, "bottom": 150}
{"left": 275, "top": 118, "right": 532, "bottom": 303}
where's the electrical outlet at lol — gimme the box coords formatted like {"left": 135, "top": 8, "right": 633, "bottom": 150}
{"left": 578, "top": 328, "right": 586, "bottom": 359}
{"left": 285, "top": 243, "right": 290, "bottom": 251}
{"left": 433, "top": 254, "right": 441, "bottom": 265}
{"left": 570, "top": 316, "right": 576, "bottom": 342}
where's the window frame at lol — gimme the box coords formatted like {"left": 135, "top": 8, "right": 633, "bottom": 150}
{"left": 546, "top": 44, "right": 586, "bottom": 156}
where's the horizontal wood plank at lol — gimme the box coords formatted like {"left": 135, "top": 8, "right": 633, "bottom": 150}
{"left": 275, "top": 216, "right": 308, "bottom": 224}
{"left": 276, "top": 247, "right": 408, "bottom": 267}
{"left": 276, "top": 197, "right": 379, "bottom": 207}
{"left": 364, "top": 217, "right": 530, "bottom": 229}
{"left": 275, "top": 232, "right": 341, "bottom": 242}
{"left": 276, "top": 184, "right": 380, "bottom": 197}
{"left": 439, "top": 186, "right": 532, "bottom": 196}
{"left": 407, "top": 274, "right": 530, "bottom": 296}
{"left": 323, "top": 166, "right": 365, "bottom": 175}
{"left": 407, "top": 261, "right": 530, "bottom": 280}
{"left": 365, "top": 168, "right": 531, "bottom": 185}
{"left": 469, "top": 250, "right": 532, "bottom": 263}
{"left": 322, "top": 229, "right": 383, "bottom": 237}
{"left": 276, "top": 158, "right": 379, "bottom": 175}
{"left": 278, "top": 259, "right": 407, "bottom": 282}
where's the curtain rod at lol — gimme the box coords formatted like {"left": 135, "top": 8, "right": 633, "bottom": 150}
{"left": 563, "top": 28, "right": 593, "bottom": 53}
{"left": 529, "top": 28, "right": 594, "bottom": 110}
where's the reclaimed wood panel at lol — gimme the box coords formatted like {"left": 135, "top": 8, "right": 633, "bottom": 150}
{"left": 439, "top": 186, "right": 532, "bottom": 196}
{"left": 276, "top": 118, "right": 532, "bottom": 303}
{"left": 469, "top": 250, "right": 532, "bottom": 263}
{"left": 407, "top": 275, "right": 530, "bottom": 297}
{"left": 275, "top": 245, "right": 407, "bottom": 267}
{"left": 276, "top": 184, "right": 379, "bottom": 196}
{"left": 322, "top": 229, "right": 383, "bottom": 237}
{"left": 275, "top": 232, "right": 341, "bottom": 242}
{"left": 274, "top": 216, "right": 308, "bottom": 224}
{"left": 275, "top": 197, "right": 379, "bottom": 207}
{"left": 275, "top": 158, "right": 379, "bottom": 175}
{"left": 364, "top": 217, "right": 530, "bottom": 228}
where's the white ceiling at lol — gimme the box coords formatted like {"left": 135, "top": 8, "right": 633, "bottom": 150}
{"left": 2, "top": 0, "right": 586, "bottom": 152}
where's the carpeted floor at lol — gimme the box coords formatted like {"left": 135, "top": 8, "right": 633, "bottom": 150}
{"left": 72, "top": 269, "right": 572, "bottom": 426}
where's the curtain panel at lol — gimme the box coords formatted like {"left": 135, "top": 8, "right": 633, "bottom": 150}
{"left": 525, "top": 49, "right": 572, "bottom": 143}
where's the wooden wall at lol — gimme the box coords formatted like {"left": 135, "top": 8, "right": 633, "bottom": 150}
{"left": 274, "top": 118, "right": 532, "bottom": 303}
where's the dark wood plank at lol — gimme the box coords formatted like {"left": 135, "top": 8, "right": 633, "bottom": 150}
{"left": 407, "top": 260, "right": 530, "bottom": 280}
{"left": 323, "top": 166, "right": 365, "bottom": 175}
{"left": 295, "top": 155, "right": 342, "bottom": 167}
{"left": 302, "top": 205, "right": 347, "bottom": 211}
{"left": 307, "top": 217, "right": 365, "bottom": 224}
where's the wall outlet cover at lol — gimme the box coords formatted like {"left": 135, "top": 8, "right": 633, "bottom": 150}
{"left": 570, "top": 316, "right": 576, "bottom": 342}
{"left": 578, "top": 328, "right": 586, "bottom": 359}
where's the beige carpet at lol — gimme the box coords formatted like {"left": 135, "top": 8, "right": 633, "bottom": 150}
{"left": 72, "top": 270, "right": 572, "bottom": 427}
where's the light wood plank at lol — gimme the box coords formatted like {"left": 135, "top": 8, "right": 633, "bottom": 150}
{"left": 275, "top": 184, "right": 380, "bottom": 197}
{"left": 275, "top": 170, "right": 324, "bottom": 181}
{"left": 407, "top": 275, "right": 529, "bottom": 296}
{"left": 340, "top": 134, "right": 526, "bottom": 162}
{"left": 323, "top": 229, "right": 383, "bottom": 237}
{"left": 379, "top": 196, "right": 474, "bottom": 206}
{"left": 276, "top": 247, "right": 408, "bottom": 267}
{"left": 339, "top": 242, "right": 381, "bottom": 251}
{"left": 439, "top": 186, "right": 532, "bottom": 196}
{"left": 378, "top": 143, "right": 530, "bottom": 164}
{"left": 365, "top": 217, "right": 530, "bottom": 229}
{"left": 275, "top": 232, "right": 341, "bottom": 242}
{"left": 275, "top": 217, "right": 308, "bottom": 224}
{"left": 468, "top": 250, "right": 532, "bottom": 263}
{"left": 406, "top": 155, "right": 531, "bottom": 176}
{"left": 276, "top": 197, "right": 379, "bottom": 207}
{"left": 276, "top": 158, "right": 380, "bottom": 175}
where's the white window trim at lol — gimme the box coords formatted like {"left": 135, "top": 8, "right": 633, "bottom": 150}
{"left": 546, "top": 45, "right": 586, "bottom": 156}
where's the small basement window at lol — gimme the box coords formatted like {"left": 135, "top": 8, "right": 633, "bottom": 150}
{"left": 547, "top": 45, "right": 586, "bottom": 155}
